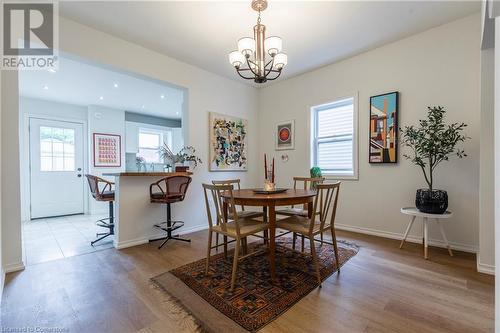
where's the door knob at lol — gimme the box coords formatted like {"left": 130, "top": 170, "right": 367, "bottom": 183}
{"left": 77, "top": 174, "right": 82, "bottom": 177}
{"left": 77, "top": 168, "right": 82, "bottom": 171}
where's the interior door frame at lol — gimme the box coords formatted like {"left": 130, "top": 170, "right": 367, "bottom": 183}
{"left": 21, "top": 114, "right": 89, "bottom": 221}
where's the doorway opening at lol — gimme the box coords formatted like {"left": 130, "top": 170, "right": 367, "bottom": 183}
{"left": 19, "top": 54, "right": 187, "bottom": 265}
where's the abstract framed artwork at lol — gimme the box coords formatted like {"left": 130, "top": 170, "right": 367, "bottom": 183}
{"left": 275, "top": 120, "right": 295, "bottom": 150}
{"left": 369, "top": 91, "right": 399, "bottom": 163}
{"left": 93, "top": 133, "right": 121, "bottom": 167}
{"left": 209, "top": 112, "right": 248, "bottom": 171}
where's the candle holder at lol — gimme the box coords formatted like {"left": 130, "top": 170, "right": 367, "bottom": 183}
{"left": 264, "top": 179, "right": 276, "bottom": 191}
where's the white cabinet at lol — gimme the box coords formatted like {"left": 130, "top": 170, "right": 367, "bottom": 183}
{"left": 172, "top": 127, "right": 184, "bottom": 153}
{"left": 125, "top": 121, "right": 139, "bottom": 153}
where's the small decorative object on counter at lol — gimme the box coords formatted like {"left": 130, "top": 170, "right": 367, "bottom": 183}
{"left": 135, "top": 156, "right": 145, "bottom": 172}
{"left": 400, "top": 106, "right": 469, "bottom": 214}
{"left": 310, "top": 166, "right": 322, "bottom": 178}
{"left": 159, "top": 144, "right": 202, "bottom": 172}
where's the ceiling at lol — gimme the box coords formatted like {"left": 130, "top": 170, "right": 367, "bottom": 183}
{"left": 19, "top": 55, "right": 185, "bottom": 119}
{"left": 59, "top": 1, "right": 480, "bottom": 86}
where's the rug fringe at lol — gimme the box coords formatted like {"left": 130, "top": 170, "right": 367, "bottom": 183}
{"left": 150, "top": 279, "right": 214, "bottom": 333}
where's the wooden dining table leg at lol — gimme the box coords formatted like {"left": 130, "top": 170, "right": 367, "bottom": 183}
{"left": 263, "top": 206, "right": 268, "bottom": 245}
{"left": 223, "top": 201, "right": 228, "bottom": 259}
{"left": 268, "top": 204, "right": 277, "bottom": 280}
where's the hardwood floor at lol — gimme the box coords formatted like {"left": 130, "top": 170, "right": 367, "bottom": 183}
{"left": 1, "top": 230, "right": 494, "bottom": 333}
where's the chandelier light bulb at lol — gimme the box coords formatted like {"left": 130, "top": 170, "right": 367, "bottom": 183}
{"left": 265, "top": 36, "right": 282, "bottom": 56}
{"left": 238, "top": 37, "right": 255, "bottom": 57}
{"left": 228, "top": 50, "right": 246, "bottom": 68}
{"left": 274, "top": 53, "right": 288, "bottom": 70}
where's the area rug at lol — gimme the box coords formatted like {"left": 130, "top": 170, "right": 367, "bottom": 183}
{"left": 152, "top": 238, "right": 358, "bottom": 332}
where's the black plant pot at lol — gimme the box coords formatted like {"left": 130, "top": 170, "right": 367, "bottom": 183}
{"left": 415, "top": 189, "right": 448, "bottom": 214}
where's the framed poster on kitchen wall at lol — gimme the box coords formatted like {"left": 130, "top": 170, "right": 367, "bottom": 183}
{"left": 93, "top": 133, "right": 121, "bottom": 167}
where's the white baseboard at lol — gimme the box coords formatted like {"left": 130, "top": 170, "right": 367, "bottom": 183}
{"left": 336, "top": 223, "right": 478, "bottom": 254}
{"left": 3, "top": 261, "right": 25, "bottom": 273}
{"left": 115, "top": 224, "right": 208, "bottom": 250}
{"left": 114, "top": 237, "right": 149, "bottom": 249}
{"left": 477, "top": 262, "right": 495, "bottom": 275}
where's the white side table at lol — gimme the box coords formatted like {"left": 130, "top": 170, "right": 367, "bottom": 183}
{"left": 400, "top": 207, "right": 453, "bottom": 259}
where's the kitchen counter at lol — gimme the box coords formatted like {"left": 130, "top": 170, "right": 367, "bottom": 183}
{"left": 105, "top": 171, "right": 193, "bottom": 249}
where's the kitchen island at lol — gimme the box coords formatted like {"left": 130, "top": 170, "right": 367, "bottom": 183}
{"left": 103, "top": 172, "right": 192, "bottom": 249}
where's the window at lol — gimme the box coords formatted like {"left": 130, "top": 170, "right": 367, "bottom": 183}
{"left": 40, "top": 126, "right": 75, "bottom": 172}
{"left": 137, "top": 128, "right": 173, "bottom": 163}
{"left": 311, "top": 96, "right": 357, "bottom": 179}
{"left": 138, "top": 129, "right": 162, "bottom": 163}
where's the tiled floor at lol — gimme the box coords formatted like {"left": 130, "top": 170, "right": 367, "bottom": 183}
{"left": 22, "top": 214, "right": 114, "bottom": 265}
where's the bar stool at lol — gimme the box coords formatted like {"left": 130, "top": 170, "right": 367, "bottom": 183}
{"left": 85, "top": 174, "right": 115, "bottom": 246}
{"left": 149, "top": 175, "right": 192, "bottom": 249}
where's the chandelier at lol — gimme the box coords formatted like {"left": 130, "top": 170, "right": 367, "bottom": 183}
{"left": 228, "top": 0, "right": 287, "bottom": 83}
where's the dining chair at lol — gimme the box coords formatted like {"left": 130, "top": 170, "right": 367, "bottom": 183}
{"left": 202, "top": 183, "right": 269, "bottom": 291}
{"left": 276, "top": 182, "right": 341, "bottom": 286}
{"left": 212, "top": 179, "right": 268, "bottom": 247}
{"left": 211, "top": 179, "right": 264, "bottom": 219}
{"left": 276, "top": 176, "right": 325, "bottom": 251}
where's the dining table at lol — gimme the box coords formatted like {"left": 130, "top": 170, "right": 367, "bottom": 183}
{"left": 221, "top": 189, "right": 317, "bottom": 280}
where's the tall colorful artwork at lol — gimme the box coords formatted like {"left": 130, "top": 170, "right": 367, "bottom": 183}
{"left": 369, "top": 91, "right": 399, "bottom": 163}
{"left": 209, "top": 112, "right": 248, "bottom": 171}
{"left": 93, "top": 133, "right": 121, "bottom": 167}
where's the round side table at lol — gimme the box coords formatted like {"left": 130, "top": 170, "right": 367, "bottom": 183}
{"left": 400, "top": 207, "right": 453, "bottom": 259}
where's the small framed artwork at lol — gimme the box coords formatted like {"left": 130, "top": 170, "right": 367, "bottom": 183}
{"left": 369, "top": 91, "right": 399, "bottom": 163}
{"left": 93, "top": 133, "right": 121, "bottom": 167}
{"left": 275, "top": 120, "right": 295, "bottom": 150}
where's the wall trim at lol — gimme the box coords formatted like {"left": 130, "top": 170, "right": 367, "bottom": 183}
{"left": 115, "top": 224, "right": 207, "bottom": 250}
{"left": 0, "top": 268, "right": 4, "bottom": 305}
{"left": 477, "top": 261, "right": 495, "bottom": 275}
{"left": 4, "top": 261, "right": 25, "bottom": 273}
{"left": 336, "top": 223, "right": 478, "bottom": 254}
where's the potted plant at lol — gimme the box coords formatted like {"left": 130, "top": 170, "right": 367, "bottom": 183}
{"left": 400, "top": 106, "right": 468, "bottom": 214}
{"left": 159, "top": 144, "right": 202, "bottom": 172}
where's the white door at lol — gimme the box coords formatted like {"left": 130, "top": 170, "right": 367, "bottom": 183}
{"left": 29, "top": 118, "right": 85, "bottom": 219}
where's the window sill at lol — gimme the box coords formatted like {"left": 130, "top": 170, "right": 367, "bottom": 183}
{"left": 322, "top": 174, "right": 358, "bottom": 181}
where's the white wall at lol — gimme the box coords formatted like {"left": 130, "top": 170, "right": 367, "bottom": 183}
{"left": 1, "top": 16, "right": 259, "bottom": 269}
{"left": 479, "top": 48, "right": 495, "bottom": 274}
{"left": 494, "top": 15, "right": 500, "bottom": 333}
{"left": 87, "top": 105, "right": 126, "bottom": 214}
{"left": 1, "top": 71, "right": 23, "bottom": 273}
{"left": 0, "top": 70, "right": 3, "bottom": 299}
{"left": 18, "top": 97, "right": 88, "bottom": 221}
{"left": 258, "top": 14, "right": 481, "bottom": 252}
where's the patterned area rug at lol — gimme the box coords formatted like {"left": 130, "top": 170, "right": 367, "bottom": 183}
{"left": 152, "top": 238, "right": 358, "bottom": 332}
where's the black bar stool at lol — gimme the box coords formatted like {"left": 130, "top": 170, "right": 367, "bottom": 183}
{"left": 149, "top": 175, "right": 192, "bottom": 249}
{"left": 85, "top": 174, "right": 115, "bottom": 245}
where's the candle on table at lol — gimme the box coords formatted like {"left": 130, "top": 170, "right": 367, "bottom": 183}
{"left": 264, "top": 154, "right": 268, "bottom": 180}
{"left": 272, "top": 158, "right": 275, "bottom": 183}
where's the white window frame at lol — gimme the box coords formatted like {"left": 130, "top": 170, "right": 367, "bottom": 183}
{"left": 138, "top": 128, "right": 164, "bottom": 163}
{"left": 310, "top": 93, "right": 359, "bottom": 180}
